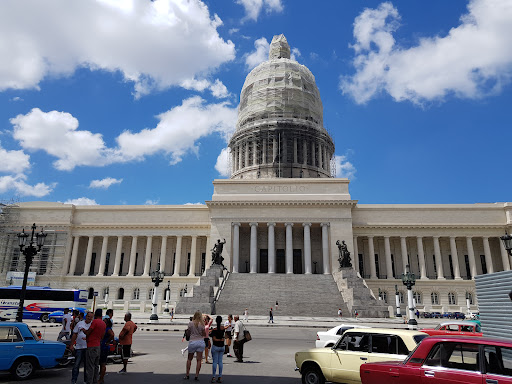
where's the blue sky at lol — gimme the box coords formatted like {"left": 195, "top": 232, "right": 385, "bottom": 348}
{"left": 0, "top": 0, "right": 511, "bottom": 205}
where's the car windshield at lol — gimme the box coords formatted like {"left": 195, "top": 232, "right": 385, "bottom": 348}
{"left": 414, "top": 335, "right": 428, "bottom": 344}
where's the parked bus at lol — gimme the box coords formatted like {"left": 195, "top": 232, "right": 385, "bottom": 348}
{"left": 0, "top": 286, "right": 88, "bottom": 322}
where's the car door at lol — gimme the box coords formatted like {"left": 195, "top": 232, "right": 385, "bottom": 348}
{"left": 331, "top": 332, "right": 370, "bottom": 384}
{"left": 483, "top": 345, "right": 512, "bottom": 384}
{"left": 420, "top": 341, "right": 483, "bottom": 384}
{"left": 0, "top": 326, "right": 24, "bottom": 370}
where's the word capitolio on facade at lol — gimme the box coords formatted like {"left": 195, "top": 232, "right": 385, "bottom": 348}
{"left": 254, "top": 185, "right": 306, "bottom": 193}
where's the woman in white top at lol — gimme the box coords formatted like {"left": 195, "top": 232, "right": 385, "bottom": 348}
{"left": 185, "top": 311, "right": 206, "bottom": 380}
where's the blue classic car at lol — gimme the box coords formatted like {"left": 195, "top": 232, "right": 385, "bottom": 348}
{"left": 48, "top": 307, "right": 87, "bottom": 323}
{"left": 0, "top": 322, "right": 66, "bottom": 380}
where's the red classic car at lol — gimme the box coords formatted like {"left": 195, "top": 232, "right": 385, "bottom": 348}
{"left": 420, "top": 320, "right": 483, "bottom": 337}
{"left": 360, "top": 335, "right": 512, "bottom": 384}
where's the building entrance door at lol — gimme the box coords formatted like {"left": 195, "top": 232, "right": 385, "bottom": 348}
{"left": 276, "top": 249, "right": 285, "bottom": 273}
{"left": 259, "top": 249, "right": 268, "bottom": 273}
{"left": 293, "top": 249, "right": 303, "bottom": 274}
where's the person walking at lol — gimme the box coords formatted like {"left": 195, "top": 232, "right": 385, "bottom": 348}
{"left": 57, "top": 308, "right": 72, "bottom": 341}
{"left": 185, "top": 310, "right": 206, "bottom": 380}
{"left": 338, "top": 308, "right": 343, "bottom": 319}
{"left": 233, "top": 315, "right": 246, "bottom": 363}
{"left": 268, "top": 307, "right": 274, "bottom": 324}
{"left": 354, "top": 309, "right": 359, "bottom": 319}
{"left": 170, "top": 307, "right": 174, "bottom": 321}
{"left": 99, "top": 318, "right": 114, "bottom": 384}
{"left": 223, "top": 315, "right": 233, "bottom": 357}
{"left": 244, "top": 308, "right": 249, "bottom": 322}
{"left": 84, "top": 308, "right": 106, "bottom": 384}
{"left": 204, "top": 315, "right": 213, "bottom": 364}
{"left": 118, "top": 312, "right": 137, "bottom": 374}
{"left": 69, "top": 311, "right": 93, "bottom": 384}
{"left": 210, "top": 316, "right": 225, "bottom": 383}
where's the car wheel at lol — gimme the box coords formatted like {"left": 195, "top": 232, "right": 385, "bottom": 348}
{"left": 49, "top": 317, "right": 56, "bottom": 323}
{"left": 58, "top": 348, "right": 73, "bottom": 367}
{"left": 11, "top": 358, "right": 36, "bottom": 380}
{"left": 40, "top": 313, "right": 49, "bottom": 323}
{"left": 301, "top": 366, "right": 325, "bottom": 384}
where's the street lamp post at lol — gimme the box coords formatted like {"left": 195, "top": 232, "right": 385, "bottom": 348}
{"left": 466, "top": 292, "right": 471, "bottom": 314}
{"left": 501, "top": 232, "right": 512, "bottom": 256}
{"left": 401, "top": 264, "right": 417, "bottom": 330}
{"left": 150, "top": 262, "right": 165, "bottom": 323}
{"left": 395, "top": 284, "right": 402, "bottom": 317}
{"left": 16, "top": 223, "right": 47, "bottom": 322}
{"left": 164, "top": 281, "right": 170, "bottom": 313}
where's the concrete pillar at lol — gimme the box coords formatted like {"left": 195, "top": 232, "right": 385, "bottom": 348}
{"left": 449, "top": 236, "right": 462, "bottom": 279}
{"left": 324, "top": 146, "right": 328, "bottom": 171}
{"left": 250, "top": 223, "right": 258, "bottom": 273}
{"left": 253, "top": 141, "right": 257, "bottom": 165}
{"left": 303, "top": 140, "right": 307, "bottom": 165}
{"left": 321, "top": 223, "right": 330, "bottom": 274}
{"left": 238, "top": 144, "right": 243, "bottom": 169}
{"left": 68, "top": 236, "right": 80, "bottom": 276}
{"left": 62, "top": 235, "right": 74, "bottom": 276}
{"left": 143, "top": 236, "right": 153, "bottom": 276}
{"left": 97, "top": 236, "right": 109, "bottom": 276}
{"left": 416, "top": 236, "right": 427, "bottom": 280}
{"left": 267, "top": 223, "right": 276, "bottom": 274}
{"left": 159, "top": 236, "right": 167, "bottom": 273}
{"left": 466, "top": 236, "right": 477, "bottom": 279}
{"left": 303, "top": 223, "right": 312, "bottom": 274}
{"left": 173, "top": 235, "right": 183, "bottom": 276}
{"left": 482, "top": 237, "right": 494, "bottom": 274}
{"left": 285, "top": 223, "right": 294, "bottom": 274}
{"left": 311, "top": 142, "right": 316, "bottom": 167}
{"left": 82, "top": 236, "right": 94, "bottom": 277}
{"left": 400, "top": 236, "right": 408, "bottom": 273}
{"left": 127, "top": 236, "right": 138, "bottom": 276}
{"left": 231, "top": 149, "right": 236, "bottom": 174}
{"left": 293, "top": 138, "right": 298, "bottom": 163}
{"left": 112, "top": 236, "right": 123, "bottom": 276}
{"left": 205, "top": 236, "right": 212, "bottom": 271}
{"left": 273, "top": 136, "right": 278, "bottom": 162}
{"left": 384, "top": 236, "right": 393, "bottom": 279}
{"left": 244, "top": 141, "right": 249, "bottom": 168}
{"left": 353, "top": 236, "right": 359, "bottom": 273}
{"left": 433, "top": 236, "right": 445, "bottom": 279}
{"left": 189, "top": 235, "right": 198, "bottom": 276}
{"left": 262, "top": 138, "right": 267, "bottom": 164}
{"left": 318, "top": 142, "right": 323, "bottom": 169}
{"left": 500, "top": 237, "right": 511, "bottom": 271}
{"left": 232, "top": 224, "right": 240, "bottom": 273}
{"left": 368, "top": 236, "right": 377, "bottom": 279}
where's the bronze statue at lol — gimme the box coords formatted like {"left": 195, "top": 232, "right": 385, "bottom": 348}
{"left": 211, "top": 238, "right": 226, "bottom": 269}
{"left": 336, "top": 240, "right": 352, "bottom": 269}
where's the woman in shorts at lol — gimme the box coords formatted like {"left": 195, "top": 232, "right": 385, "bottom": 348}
{"left": 185, "top": 311, "right": 206, "bottom": 380}
{"left": 223, "top": 315, "right": 233, "bottom": 357}
{"left": 99, "top": 318, "right": 114, "bottom": 384}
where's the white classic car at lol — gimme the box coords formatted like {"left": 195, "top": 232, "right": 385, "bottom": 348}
{"left": 315, "top": 324, "right": 370, "bottom": 348}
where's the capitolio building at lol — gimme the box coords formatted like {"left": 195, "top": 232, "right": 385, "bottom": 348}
{"left": 1, "top": 35, "right": 511, "bottom": 317}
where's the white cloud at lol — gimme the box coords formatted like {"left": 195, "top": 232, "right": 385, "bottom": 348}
{"left": 237, "top": 0, "right": 283, "bottom": 21}
{"left": 210, "top": 79, "right": 230, "bottom": 98}
{"left": 291, "top": 48, "right": 301, "bottom": 61}
{"left": 144, "top": 199, "right": 159, "bottom": 205}
{"left": 0, "top": 141, "right": 30, "bottom": 174}
{"left": 0, "top": 0, "right": 235, "bottom": 97}
{"left": 0, "top": 174, "right": 54, "bottom": 197}
{"left": 334, "top": 154, "right": 356, "bottom": 179}
{"left": 341, "top": 0, "right": 512, "bottom": 104}
{"left": 245, "top": 37, "right": 270, "bottom": 70}
{"left": 10, "top": 96, "right": 23, "bottom": 102}
{"left": 64, "top": 197, "right": 98, "bottom": 205}
{"left": 184, "top": 202, "right": 204, "bottom": 205}
{"left": 229, "top": 28, "right": 239, "bottom": 34}
{"left": 215, "top": 147, "right": 231, "bottom": 177}
{"left": 89, "top": 177, "right": 123, "bottom": 189}
{"left": 181, "top": 78, "right": 230, "bottom": 98}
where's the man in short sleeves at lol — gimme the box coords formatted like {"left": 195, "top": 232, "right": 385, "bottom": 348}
{"left": 70, "top": 311, "right": 92, "bottom": 384}
{"left": 118, "top": 312, "right": 137, "bottom": 374}
{"left": 85, "top": 309, "right": 106, "bottom": 384}
{"left": 57, "top": 308, "right": 72, "bottom": 341}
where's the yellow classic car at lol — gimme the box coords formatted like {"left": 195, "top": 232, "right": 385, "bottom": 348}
{"left": 295, "top": 328, "right": 428, "bottom": 384}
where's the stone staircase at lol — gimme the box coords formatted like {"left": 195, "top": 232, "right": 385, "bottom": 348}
{"left": 213, "top": 273, "right": 350, "bottom": 317}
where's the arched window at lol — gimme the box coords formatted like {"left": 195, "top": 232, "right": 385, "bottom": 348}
{"left": 88, "top": 287, "right": 94, "bottom": 299}
{"left": 431, "top": 292, "right": 439, "bottom": 305}
{"left": 448, "top": 292, "right": 457, "bottom": 305}
{"left": 466, "top": 292, "right": 474, "bottom": 305}
{"left": 148, "top": 288, "right": 154, "bottom": 300}
{"left": 102, "top": 287, "right": 109, "bottom": 299}
{"left": 133, "top": 288, "right": 140, "bottom": 300}
{"left": 399, "top": 291, "right": 405, "bottom": 304}
{"left": 164, "top": 287, "right": 171, "bottom": 301}
{"left": 413, "top": 291, "right": 422, "bottom": 304}
{"left": 381, "top": 290, "right": 388, "bottom": 304}
{"left": 117, "top": 288, "right": 124, "bottom": 300}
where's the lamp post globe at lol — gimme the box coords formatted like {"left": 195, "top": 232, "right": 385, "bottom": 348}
{"left": 150, "top": 262, "right": 165, "bottom": 323}
{"left": 501, "top": 232, "right": 512, "bottom": 256}
{"left": 16, "top": 223, "right": 47, "bottom": 322}
{"left": 401, "top": 265, "right": 417, "bottom": 330}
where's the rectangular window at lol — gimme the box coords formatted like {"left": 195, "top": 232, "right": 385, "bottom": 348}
{"left": 432, "top": 255, "right": 437, "bottom": 275}
{"left": 358, "top": 254, "right": 364, "bottom": 276}
{"left": 89, "top": 252, "right": 96, "bottom": 276}
{"left": 484, "top": 345, "right": 512, "bottom": 377}
{"left": 480, "top": 254, "right": 487, "bottom": 274}
{"left": 375, "top": 254, "right": 380, "bottom": 278}
{"left": 465, "top": 255, "right": 471, "bottom": 279}
{"left": 448, "top": 254, "right": 455, "bottom": 279}
{"left": 391, "top": 254, "right": 396, "bottom": 278}
{"left": 104, "top": 253, "right": 110, "bottom": 275}
{"left": 187, "top": 253, "right": 191, "bottom": 275}
{"left": 426, "top": 342, "right": 479, "bottom": 371}
{"left": 172, "top": 252, "right": 176, "bottom": 275}
{"left": 119, "top": 253, "right": 125, "bottom": 275}
{"left": 371, "top": 335, "right": 409, "bottom": 355}
{"left": 343, "top": 333, "right": 370, "bottom": 352}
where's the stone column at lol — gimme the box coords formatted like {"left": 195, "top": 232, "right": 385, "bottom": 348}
{"left": 127, "top": 236, "right": 138, "bottom": 276}
{"left": 244, "top": 142, "right": 249, "bottom": 167}
{"left": 324, "top": 146, "right": 328, "bottom": 171}
{"left": 416, "top": 237, "right": 427, "bottom": 280}
{"left": 482, "top": 237, "right": 494, "bottom": 274}
{"left": 97, "top": 236, "right": 108, "bottom": 276}
{"left": 466, "top": 236, "right": 477, "bottom": 279}
{"left": 368, "top": 236, "right": 377, "bottom": 279}
{"left": 433, "top": 236, "right": 445, "bottom": 279}
{"left": 143, "top": 236, "right": 153, "bottom": 276}
{"left": 285, "top": 223, "right": 294, "bottom": 274}
{"left": 68, "top": 236, "right": 80, "bottom": 276}
{"left": 293, "top": 138, "right": 298, "bottom": 163}
{"left": 62, "top": 235, "right": 74, "bottom": 276}
{"left": 250, "top": 223, "right": 258, "bottom": 273}
{"left": 303, "top": 140, "right": 308, "bottom": 165}
{"left": 232, "top": 224, "right": 240, "bottom": 273}
{"left": 449, "top": 236, "right": 462, "bottom": 279}
{"left": 205, "top": 236, "right": 212, "bottom": 271}
{"left": 384, "top": 236, "right": 393, "bottom": 279}
{"left": 262, "top": 138, "right": 267, "bottom": 164}
{"left": 160, "top": 236, "right": 167, "bottom": 273}
{"left": 232, "top": 149, "right": 236, "bottom": 174}
{"left": 82, "top": 236, "right": 94, "bottom": 277}
{"left": 267, "top": 223, "right": 276, "bottom": 274}
{"left": 321, "top": 223, "right": 330, "bottom": 274}
{"left": 112, "top": 236, "right": 123, "bottom": 276}
{"left": 173, "top": 235, "right": 183, "bottom": 276}
{"left": 303, "top": 223, "right": 312, "bottom": 274}
{"left": 273, "top": 137, "right": 278, "bottom": 162}
{"left": 189, "top": 235, "right": 198, "bottom": 276}
{"left": 238, "top": 144, "right": 243, "bottom": 169}
{"left": 311, "top": 142, "right": 316, "bottom": 167}
{"left": 353, "top": 236, "right": 359, "bottom": 273}
{"left": 400, "top": 236, "right": 408, "bottom": 273}
{"left": 500, "top": 237, "right": 511, "bottom": 271}
{"left": 318, "top": 142, "right": 323, "bottom": 169}
{"left": 252, "top": 141, "right": 257, "bottom": 165}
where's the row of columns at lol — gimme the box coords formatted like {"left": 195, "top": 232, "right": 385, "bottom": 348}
{"left": 231, "top": 222, "right": 331, "bottom": 274}
{"left": 66, "top": 235, "right": 210, "bottom": 277}
{"left": 231, "top": 136, "right": 331, "bottom": 172}
{"left": 354, "top": 235, "right": 509, "bottom": 280}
